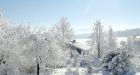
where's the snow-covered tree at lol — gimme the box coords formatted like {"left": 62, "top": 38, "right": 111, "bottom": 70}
{"left": 16, "top": 26, "right": 48, "bottom": 75}
{"left": 127, "top": 36, "right": 135, "bottom": 54}
{"left": 44, "top": 17, "right": 73, "bottom": 68}
{"left": 89, "top": 20, "right": 105, "bottom": 58}
{"left": 44, "top": 30, "right": 66, "bottom": 68}
{"left": 106, "top": 26, "right": 117, "bottom": 50}
{"left": 0, "top": 26, "right": 22, "bottom": 75}
{"left": 0, "top": 14, "right": 74, "bottom": 74}
{"left": 52, "top": 17, "right": 73, "bottom": 50}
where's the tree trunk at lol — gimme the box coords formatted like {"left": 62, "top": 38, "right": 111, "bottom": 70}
{"left": 98, "top": 25, "right": 101, "bottom": 58}
{"left": 37, "top": 61, "right": 40, "bottom": 75}
{"left": 98, "top": 44, "right": 100, "bottom": 58}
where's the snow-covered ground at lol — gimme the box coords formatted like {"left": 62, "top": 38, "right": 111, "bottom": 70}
{"left": 91, "top": 72, "right": 140, "bottom": 75}
{"left": 43, "top": 68, "right": 140, "bottom": 75}
{"left": 51, "top": 68, "right": 87, "bottom": 75}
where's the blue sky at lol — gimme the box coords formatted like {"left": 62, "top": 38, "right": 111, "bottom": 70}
{"left": 0, "top": 0, "right": 140, "bottom": 34}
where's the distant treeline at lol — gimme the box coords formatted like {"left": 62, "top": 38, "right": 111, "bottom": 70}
{"left": 115, "top": 28, "right": 140, "bottom": 37}
{"left": 75, "top": 28, "right": 140, "bottom": 39}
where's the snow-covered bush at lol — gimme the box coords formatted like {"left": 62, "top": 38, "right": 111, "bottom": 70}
{"left": 101, "top": 51, "right": 119, "bottom": 75}
{"left": 101, "top": 51, "right": 119, "bottom": 66}
{"left": 111, "top": 51, "right": 135, "bottom": 75}
{"left": 101, "top": 50, "right": 136, "bottom": 75}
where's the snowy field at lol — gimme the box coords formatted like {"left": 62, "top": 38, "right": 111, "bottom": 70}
{"left": 115, "top": 37, "right": 127, "bottom": 47}
{"left": 75, "top": 37, "right": 128, "bottom": 50}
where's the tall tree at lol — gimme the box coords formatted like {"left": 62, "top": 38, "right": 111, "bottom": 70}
{"left": 44, "top": 17, "right": 73, "bottom": 68}
{"left": 53, "top": 17, "right": 73, "bottom": 53}
{"left": 0, "top": 26, "right": 22, "bottom": 75}
{"left": 52, "top": 17, "right": 73, "bottom": 47}
{"left": 90, "top": 20, "right": 104, "bottom": 58}
{"left": 17, "top": 26, "right": 48, "bottom": 75}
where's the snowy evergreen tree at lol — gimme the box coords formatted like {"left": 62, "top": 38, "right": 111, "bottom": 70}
{"left": 111, "top": 50, "right": 135, "bottom": 75}
{"left": 106, "top": 27, "right": 117, "bottom": 50}
{"left": 101, "top": 50, "right": 135, "bottom": 75}
{"left": 101, "top": 51, "right": 119, "bottom": 75}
